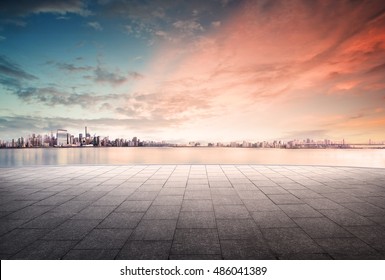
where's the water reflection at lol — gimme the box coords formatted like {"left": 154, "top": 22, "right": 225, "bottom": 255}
{"left": 0, "top": 147, "right": 384, "bottom": 168}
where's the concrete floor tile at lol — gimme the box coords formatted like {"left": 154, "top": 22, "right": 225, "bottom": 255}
{"left": 268, "top": 194, "right": 304, "bottom": 205}
{"left": 0, "top": 219, "right": 28, "bottom": 235}
{"left": 127, "top": 191, "right": 159, "bottom": 201}
{"left": 115, "top": 201, "right": 152, "bottom": 212}
{"left": 34, "top": 195, "right": 76, "bottom": 206}
{"left": 261, "top": 228, "right": 324, "bottom": 256}
{"left": 279, "top": 204, "right": 323, "bottom": 218}
{"left": 20, "top": 212, "right": 73, "bottom": 229}
{"left": 341, "top": 202, "right": 385, "bottom": 217}
{"left": 220, "top": 239, "right": 275, "bottom": 259}
{"left": 217, "top": 219, "right": 263, "bottom": 240}
{"left": 158, "top": 188, "right": 185, "bottom": 196}
{"left": 153, "top": 195, "right": 183, "bottom": 206}
{"left": 169, "top": 254, "right": 222, "bottom": 260}
{"left": 243, "top": 199, "right": 280, "bottom": 212}
{"left": 278, "top": 253, "right": 332, "bottom": 260}
{"left": 344, "top": 225, "right": 385, "bottom": 251}
{"left": 171, "top": 228, "right": 220, "bottom": 255}
{"left": 288, "top": 189, "right": 323, "bottom": 199}
{"left": 72, "top": 206, "right": 116, "bottom": 220}
{"left": 214, "top": 205, "right": 251, "bottom": 219}
{"left": 293, "top": 217, "right": 353, "bottom": 238}
{"left": 0, "top": 228, "right": 49, "bottom": 254}
{"left": 177, "top": 211, "right": 216, "bottom": 228}
{"left": 237, "top": 190, "right": 267, "bottom": 200}
{"left": 42, "top": 219, "right": 100, "bottom": 240}
{"left": 320, "top": 208, "right": 375, "bottom": 226}
{"left": 181, "top": 200, "right": 213, "bottom": 212}
{"left": 63, "top": 249, "right": 119, "bottom": 260}
{"left": 212, "top": 195, "right": 243, "bottom": 205}
{"left": 92, "top": 195, "right": 127, "bottom": 206}
{"left": 6, "top": 205, "right": 53, "bottom": 220}
{"left": 184, "top": 190, "right": 211, "bottom": 200}
{"left": 98, "top": 212, "right": 144, "bottom": 228}
{"left": 315, "top": 238, "right": 379, "bottom": 258}
{"left": 117, "top": 241, "right": 171, "bottom": 260}
{"left": 302, "top": 198, "right": 342, "bottom": 210}
{"left": 251, "top": 211, "right": 297, "bottom": 228}
{"left": 143, "top": 205, "right": 180, "bottom": 220}
{"left": 11, "top": 240, "right": 76, "bottom": 259}
{"left": 259, "top": 187, "right": 288, "bottom": 195}
{"left": 130, "top": 219, "right": 177, "bottom": 240}
{"left": 73, "top": 191, "right": 108, "bottom": 202}
{"left": 322, "top": 193, "right": 364, "bottom": 203}
{"left": 51, "top": 200, "right": 92, "bottom": 214}
{"left": 0, "top": 200, "right": 36, "bottom": 212}
{"left": 75, "top": 229, "right": 132, "bottom": 249}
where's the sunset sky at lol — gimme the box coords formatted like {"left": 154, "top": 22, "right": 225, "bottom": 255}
{"left": 1, "top": 0, "right": 385, "bottom": 143}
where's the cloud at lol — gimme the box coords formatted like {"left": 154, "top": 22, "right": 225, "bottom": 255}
{"left": 211, "top": 21, "right": 221, "bottom": 28}
{"left": 126, "top": 0, "right": 385, "bottom": 142}
{"left": 115, "top": 89, "right": 212, "bottom": 120}
{"left": 93, "top": 65, "right": 143, "bottom": 85}
{"left": 0, "top": 55, "right": 37, "bottom": 81}
{"left": 0, "top": 36, "right": 6, "bottom": 41}
{"left": 0, "top": 0, "right": 90, "bottom": 17}
{"left": 55, "top": 62, "right": 93, "bottom": 72}
{"left": 13, "top": 86, "right": 124, "bottom": 109}
{"left": 99, "top": 0, "right": 237, "bottom": 43}
{"left": 87, "top": 21, "right": 103, "bottom": 31}
{"left": 172, "top": 19, "right": 204, "bottom": 32}
{"left": 366, "top": 62, "right": 385, "bottom": 74}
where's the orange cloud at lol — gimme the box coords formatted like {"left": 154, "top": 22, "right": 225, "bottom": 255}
{"left": 124, "top": 0, "right": 385, "bottom": 142}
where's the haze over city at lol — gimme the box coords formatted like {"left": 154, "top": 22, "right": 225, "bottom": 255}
{"left": 1, "top": 0, "right": 385, "bottom": 143}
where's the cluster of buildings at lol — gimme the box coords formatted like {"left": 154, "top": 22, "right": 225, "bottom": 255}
{"left": 0, "top": 127, "right": 146, "bottom": 148}
{"left": 0, "top": 127, "right": 384, "bottom": 149}
{"left": 207, "top": 139, "right": 350, "bottom": 148}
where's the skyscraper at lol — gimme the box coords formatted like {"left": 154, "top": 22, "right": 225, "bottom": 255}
{"left": 57, "top": 129, "right": 68, "bottom": 146}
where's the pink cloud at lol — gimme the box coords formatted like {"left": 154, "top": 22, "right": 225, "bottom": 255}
{"left": 125, "top": 0, "right": 385, "bottom": 142}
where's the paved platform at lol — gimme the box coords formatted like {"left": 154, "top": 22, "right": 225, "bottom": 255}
{"left": 0, "top": 165, "right": 385, "bottom": 260}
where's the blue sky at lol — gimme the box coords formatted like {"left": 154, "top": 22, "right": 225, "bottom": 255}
{"left": 1, "top": 0, "right": 385, "bottom": 143}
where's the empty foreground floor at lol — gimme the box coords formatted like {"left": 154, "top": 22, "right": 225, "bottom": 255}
{"left": 0, "top": 165, "right": 385, "bottom": 260}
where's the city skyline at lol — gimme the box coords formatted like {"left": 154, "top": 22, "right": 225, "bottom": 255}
{"left": 1, "top": 0, "right": 385, "bottom": 143}
{"left": 1, "top": 125, "right": 384, "bottom": 148}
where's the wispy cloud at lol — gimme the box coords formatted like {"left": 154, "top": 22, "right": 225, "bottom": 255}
{"left": 125, "top": 0, "right": 385, "bottom": 141}
{"left": 92, "top": 65, "right": 143, "bottom": 85}
{"left": 55, "top": 62, "right": 93, "bottom": 72}
{"left": 13, "top": 86, "right": 124, "bottom": 109}
{"left": 0, "top": 55, "right": 37, "bottom": 81}
{"left": 87, "top": 21, "right": 103, "bottom": 31}
{"left": 0, "top": 0, "right": 91, "bottom": 17}
{"left": 172, "top": 19, "right": 204, "bottom": 32}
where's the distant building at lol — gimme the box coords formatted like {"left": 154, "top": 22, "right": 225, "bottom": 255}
{"left": 57, "top": 129, "right": 68, "bottom": 146}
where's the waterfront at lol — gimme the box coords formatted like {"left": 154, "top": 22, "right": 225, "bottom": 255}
{"left": 0, "top": 147, "right": 384, "bottom": 168}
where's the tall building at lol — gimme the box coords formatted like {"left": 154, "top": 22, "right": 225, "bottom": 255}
{"left": 57, "top": 129, "right": 68, "bottom": 146}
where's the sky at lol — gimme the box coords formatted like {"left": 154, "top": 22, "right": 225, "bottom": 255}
{"left": 0, "top": 0, "right": 385, "bottom": 144}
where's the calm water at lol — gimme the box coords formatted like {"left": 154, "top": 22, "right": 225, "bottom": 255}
{"left": 0, "top": 147, "right": 384, "bottom": 168}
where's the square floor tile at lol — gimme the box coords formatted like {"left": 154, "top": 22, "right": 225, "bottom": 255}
{"left": 143, "top": 205, "right": 180, "bottom": 220}
{"left": 251, "top": 211, "right": 297, "bottom": 228}
{"left": 130, "top": 219, "right": 177, "bottom": 240}
{"left": 214, "top": 205, "right": 250, "bottom": 219}
{"left": 75, "top": 229, "right": 132, "bottom": 249}
{"left": 177, "top": 211, "right": 216, "bottom": 228}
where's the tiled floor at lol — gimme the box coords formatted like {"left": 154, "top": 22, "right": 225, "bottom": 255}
{"left": 0, "top": 165, "right": 384, "bottom": 260}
